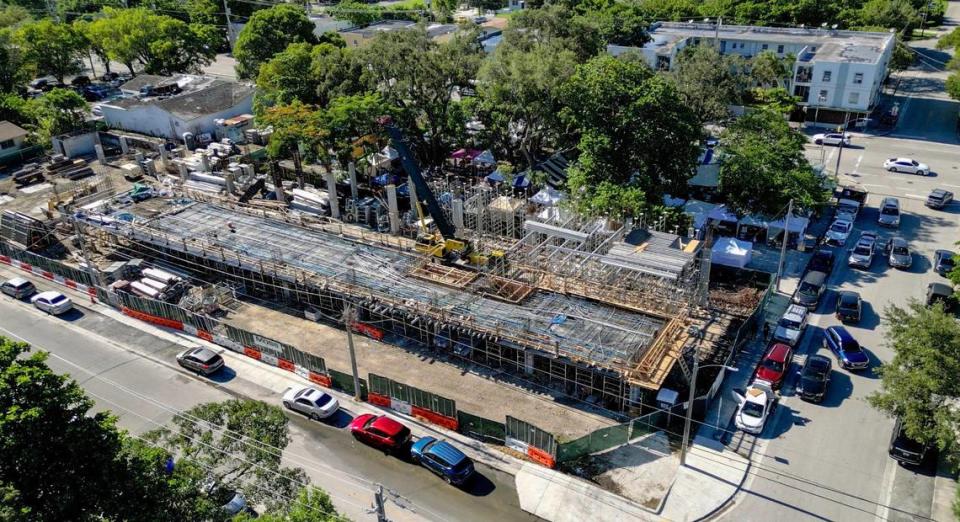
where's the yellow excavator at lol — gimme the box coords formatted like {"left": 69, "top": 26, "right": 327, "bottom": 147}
{"left": 379, "top": 117, "right": 504, "bottom": 269}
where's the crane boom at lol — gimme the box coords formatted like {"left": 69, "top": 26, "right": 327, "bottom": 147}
{"left": 380, "top": 118, "right": 458, "bottom": 240}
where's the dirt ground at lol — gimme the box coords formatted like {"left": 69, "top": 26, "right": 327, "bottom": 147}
{"left": 573, "top": 431, "right": 679, "bottom": 509}
{"left": 226, "top": 302, "right": 617, "bottom": 441}
{"left": 0, "top": 157, "right": 136, "bottom": 219}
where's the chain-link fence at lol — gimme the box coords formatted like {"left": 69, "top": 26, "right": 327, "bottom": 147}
{"left": 457, "top": 411, "right": 506, "bottom": 444}
{"left": 506, "top": 415, "right": 556, "bottom": 457}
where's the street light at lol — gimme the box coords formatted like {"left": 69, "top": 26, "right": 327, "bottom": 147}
{"left": 679, "top": 344, "right": 739, "bottom": 467}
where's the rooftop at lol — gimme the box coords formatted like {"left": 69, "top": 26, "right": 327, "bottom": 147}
{"left": 118, "top": 74, "right": 174, "bottom": 93}
{"left": 648, "top": 21, "right": 894, "bottom": 64}
{"left": 105, "top": 78, "right": 255, "bottom": 121}
{"left": 0, "top": 121, "right": 27, "bottom": 142}
{"left": 342, "top": 19, "right": 416, "bottom": 38}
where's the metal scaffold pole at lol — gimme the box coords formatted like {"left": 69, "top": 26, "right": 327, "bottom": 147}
{"left": 344, "top": 303, "right": 362, "bottom": 401}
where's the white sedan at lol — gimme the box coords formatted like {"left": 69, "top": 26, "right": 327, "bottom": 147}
{"left": 282, "top": 386, "right": 339, "bottom": 420}
{"left": 883, "top": 157, "right": 930, "bottom": 176}
{"left": 735, "top": 382, "right": 777, "bottom": 435}
{"left": 824, "top": 219, "right": 854, "bottom": 247}
{"left": 30, "top": 291, "right": 73, "bottom": 315}
{"left": 812, "top": 132, "right": 851, "bottom": 146}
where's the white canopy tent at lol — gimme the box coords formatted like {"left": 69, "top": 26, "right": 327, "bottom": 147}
{"left": 711, "top": 237, "right": 753, "bottom": 268}
{"left": 531, "top": 186, "right": 565, "bottom": 206}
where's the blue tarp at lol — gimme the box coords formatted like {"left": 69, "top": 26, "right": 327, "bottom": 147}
{"left": 513, "top": 174, "right": 531, "bottom": 188}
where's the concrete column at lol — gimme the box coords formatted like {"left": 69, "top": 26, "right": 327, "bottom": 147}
{"left": 134, "top": 151, "right": 144, "bottom": 165}
{"left": 386, "top": 184, "right": 400, "bottom": 235}
{"left": 348, "top": 162, "right": 358, "bottom": 201}
{"left": 524, "top": 351, "right": 535, "bottom": 375}
{"left": 324, "top": 171, "right": 340, "bottom": 219}
{"left": 158, "top": 144, "right": 168, "bottom": 162}
{"left": 224, "top": 173, "right": 235, "bottom": 195}
{"left": 629, "top": 384, "right": 644, "bottom": 405}
{"left": 94, "top": 144, "right": 105, "bottom": 163}
{"left": 452, "top": 198, "right": 464, "bottom": 232}
{"left": 119, "top": 137, "right": 129, "bottom": 154}
{"left": 177, "top": 162, "right": 189, "bottom": 183}
{"left": 199, "top": 152, "right": 210, "bottom": 172}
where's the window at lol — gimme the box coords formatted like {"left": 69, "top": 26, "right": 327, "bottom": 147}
{"left": 762, "top": 43, "right": 768, "bottom": 50}
{"left": 853, "top": 72, "right": 863, "bottom": 84}
{"left": 0, "top": 139, "right": 14, "bottom": 149}
{"left": 810, "top": 46, "right": 817, "bottom": 52}
{"left": 848, "top": 92, "right": 860, "bottom": 105}
{"left": 822, "top": 70, "right": 832, "bottom": 82}
{"left": 818, "top": 90, "right": 828, "bottom": 103}
{"left": 777, "top": 44, "right": 784, "bottom": 53}
{"left": 693, "top": 37, "right": 701, "bottom": 45}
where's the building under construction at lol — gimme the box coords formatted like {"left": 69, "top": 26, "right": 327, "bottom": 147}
{"left": 83, "top": 194, "right": 705, "bottom": 412}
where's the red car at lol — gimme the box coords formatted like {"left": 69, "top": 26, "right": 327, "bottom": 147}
{"left": 349, "top": 414, "right": 412, "bottom": 452}
{"left": 755, "top": 343, "right": 793, "bottom": 389}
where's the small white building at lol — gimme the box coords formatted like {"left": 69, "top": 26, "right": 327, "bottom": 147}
{"left": 613, "top": 22, "right": 895, "bottom": 122}
{"left": 101, "top": 76, "right": 255, "bottom": 141}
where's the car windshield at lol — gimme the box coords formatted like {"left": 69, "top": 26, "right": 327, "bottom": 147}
{"left": 893, "top": 246, "right": 909, "bottom": 256}
{"left": 929, "top": 194, "right": 944, "bottom": 201}
{"left": 839, "top": 296, "right": 858, "bottom": 309}
{"left": 830, "top": 222, "right": 849, "bottom": 233}
{"left": 842, "top": 340, "right": 862, "bottom": 352}
{"left": 761, "top": 359, "right": 784, "bottom": 373}
{"left": 50, "top": 295, "right": 67, "bottom": 304}
{"left": 853, "top": 245, "right": 871, "bottom": 256}
{"left": 912, "top": 160, "right": 919, "bottom": 166}
{"left": 314, "top": 393, "right": 333, "bottom": 406}
{"left": 799, "top": 282, "right": 819, "bottom": 295}
{"left": 742, "top": 402, "right": 765, "bottom": 418}
{"left": 881, "top": 206, "right": 898, "bottom": 215}
{"left": 942, "top": 257, "right": 955, "bottom": 268}
{"left": 805, "top": 364, "right": 828, "bottom": 379}
{"left": 779, "top": 318, "right": 801, "bottom": 330}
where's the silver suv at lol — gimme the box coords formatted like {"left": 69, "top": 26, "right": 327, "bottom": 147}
{"left": 774, "top": 304, "right": 809, "bottom": 346}
{"left": 878, "top": 197, "right": 900, "bottom": 228}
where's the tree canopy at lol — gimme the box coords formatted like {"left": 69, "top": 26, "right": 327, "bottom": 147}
{"left": 718, "top": 109, "right": 827, "bottom": 214}
{"left": 15, "top": 19, "right": 87, "bottom": 82}
{"left": 560, "top": 54, "right": 701, "bottom": 217}
{"left": 234, "top": 4, "right": 318, "bottom": 79}
{"left": 869, "top": 300, "right": 960, "bottom": 468}
{"left": 671, "top": 44, "right": 749, "bottom": 124}
{"left": 254, "top": 42, "right": 364, "bottom": 115}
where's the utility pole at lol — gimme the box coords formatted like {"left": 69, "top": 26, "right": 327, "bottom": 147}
{"left": 680, "top": 342, "right": 699, "bottom": 466}
{"left": 223, "top": 0, "right": 235, "bottom": 50}
{"left": 343, "top": 303, "right": 362, "bottom": 401}
{"left": 714, "top": 16, "right": 722, "bottom": 49}
{"left": 373, "top": 484, "right": 388, "bottom": 522}
{"left": 834, "top": 112, "right": 850, "bottom": 182}
{"left": 775, "top": 199, "right": 794, "bottom": 292}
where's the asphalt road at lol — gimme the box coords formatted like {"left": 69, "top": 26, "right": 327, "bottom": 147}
{"left": 721, "top": 133, "right": 958, "bottom": 521}
{"left": 0, "top": 295, "right": 537, "bottom": 522}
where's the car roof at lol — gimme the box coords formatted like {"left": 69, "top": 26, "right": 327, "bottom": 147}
{"left": 783, "top": 304, "right": 807, "bottom": 320}
{"left": 370, "top": 416, "right": 406, "bottom": 436}
{"left": 813, "top": 248, "right": 834, "bottom": 259}
{"left": 4, "top": 277, "right": 30, "bottom": 286}
{"left": 35, "top": 290, "right": 63, "bottom": 299}
{"left": 191, "top": 347, "right": 219, "bottom": 362}
{"left": 838, "top": 291, "right": 859, "bottom": 305}
{"left": 893, "top": 157, "right": 914, "bottom": 162}
{"left": 802, "top": 271, "right": 827, "bottom": 284}
{"left": 931, "top": 188, "right": 948, "bottom": 196}
{"left": 827, "top": 325, "right": 855, "bottom": 341}
{"left": 890, "top": 237, "right": 908, "bottom": 247}
{"left": 806, "top": 354, "right": 831, "bottom": 368}
{"left": 766, "top": 343, "right": 792, "bottom": 362}
{"left": 831, "top": 219, "right": 852, "bottom": 226}
{"left": 425, "top": 439, "right": 468, "bottom": 466}
{"left": 928, "top": 282, "right": 953, "bottom": 295}
{"left": 936, "top": 249, "right": 955, "bottom": 257}
{"left": 881, "top": 197, "right": 899, "bottom": 206}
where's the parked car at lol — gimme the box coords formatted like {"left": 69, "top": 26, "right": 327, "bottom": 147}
{"left": 934, "top": 250, "right": 955, "bottom": 277}
{"left": 202, "top": 479, "right": 249, "bottom": 517}
{"left": 926, "top": 282, "right": 956, "bottom": 310}
{"left": 847, "top": 231, "right": 877, "bottom": 269}
{"left": 176, "top": 347, "right": 224, "bottom": 376}
{"left": 877, "top": 197, "right": 901, "bottom": 228}
{"left": 835, "top": 290, "right": 862, "bottom": 323}
{"left": 793, "top": 271, "right": 828, "bottom": 310}
{"left": 812, "top": 132, "right": 851, "bottom": 146}
{"left": 889, "top": 417, "right": 932, "bottom": 466}
{"left": 755, "top": 343, "right": 793, "bottom": 389}
{"left": 282, "top": 385, "right": 340, "bottom": 420}
{"left": 28, "top": 78, "right": 49, "bottom": 90}
{"left": 349, "top": 414, "right": 412, "bottom": 453}
{"left": 410, "top": 436, "right": 476, "bottom": 486}
{"left": 824, "top": 219, "right": 854, "bottom": 247}
{"left": 885, "top": 237, "right": 912, "bottom": 269}
{"left": 883, "top": 157, "right": 929, "bottom": 176}
{"left": 735, "top": 382, "right": 777, "bottom": 435}
{"left": 70, "top": 75, "right": 90, "bottom": 86}
{"left": 797, "top": 354, "right": 832, "bottom": 403}
{"left": 807, "top": 248, "right": 836, "bottom": 276}
{"left": 835, "top": 198, "right": 862, "bottom": 222}
{"left": 823, "top": 325, "right": 869, "bottom": 370}
{"left": 91, "top": 104, "right": 103, "bottom": 117}
{"left": 0, "top": 277, "right": 36, "bottom": 299}
{"left": 773, "top": 304, "right": 809, "bottom": 346}
{"left": 926, "top": 188, "right": 954, "bottom": 209}
{"left": 30, "top": 291, "right": 73, "bottom": 315}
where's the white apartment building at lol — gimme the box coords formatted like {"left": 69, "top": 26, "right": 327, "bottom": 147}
{"left": 610, "top": 22, "right": 896, "bottom": 122}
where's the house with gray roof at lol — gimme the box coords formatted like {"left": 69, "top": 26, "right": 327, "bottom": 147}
{"left": 100, "top": 75, "right": 255, "bottom": 141}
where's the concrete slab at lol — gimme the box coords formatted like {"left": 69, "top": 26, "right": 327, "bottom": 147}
{"left": 586, "top": 431, "right": 678, "bottom": 510}
{"left": 227, "top": 303, "right": 617, "bottom": 441}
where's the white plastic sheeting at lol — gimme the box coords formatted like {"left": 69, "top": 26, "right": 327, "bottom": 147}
{"left": 711, "top": 237, "right": 753, "bottom": 268}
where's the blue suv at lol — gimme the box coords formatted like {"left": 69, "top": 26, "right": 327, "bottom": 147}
{"left": 410, "top": 437, "right": 475, "bottom": 486}
{"left": 822, "top": 326, "right": 869, "bottom": 370}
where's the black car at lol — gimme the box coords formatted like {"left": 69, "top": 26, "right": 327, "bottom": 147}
{"left": 889, "top": 417, "right": 931, "bottom": 466}
{"left": 797, "top": 354, "right": 832, "bottom": 403}
{"left": 70, "top": 75, "right": 90, "bottom": 86}
{"left": 808, "top": 249, "right": 836, "bottom": 276}
{"left": 793, "top": 271, "right": 828, "bottom": 310}
{"left": 934, "top": 250, "right": 955, "bottom": 277}
{"left": 835, "top": 290, "right": 862, "bottom": 323}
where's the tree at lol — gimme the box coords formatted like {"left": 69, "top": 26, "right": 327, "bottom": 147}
{"left": 254, "top": 42, "right": 365, "bottom": 115}
{"left": 560, "top": 54, "right": 701, "bottom": 216}
{"left": 857, "top": 0, "right": 920, "bottom": 32}
{"left": 361, "top": 27, "right": 482, "bottom": 165}
{"left": 28, "top": 88, "right": 87, "bottom": 143}
{"left": 0, "top": 4, "right": 31, "bottom": 29}
{"left": 750, "top": 51, "right": 792, "bottom": 89}
{"left": 234, "top": 4, "right": 318, "bottom": 79}
{"left": 671, "top": 44, "right": 749, "bottom": 124}
{"left": 718, "top": 109, "right": 827, "bottom": 214}
{"left": 0, "top": 337, "right": 211, "bottom": 521}
{"left": 477, "top": 42, "right": 578, "bottom": 170}
{"left": 15, "top": 19, "right": 87, "bottom": 82}
{"left": 502, "top": 5, "right": 603, "bottom": 62}
{"left": 587, "top": 1, "right": 650, "bottom": 47}
{"left": 147, "top": 399, "right": 308, "bottom": 513}
{"left": 868, "top": 300, "right": 960, "bottom": 468}
{"left": 0, "top": 28, "right": 31, "bottom": 92}
{"left": 235, "top": 486, "right": 342, "bottom": 522}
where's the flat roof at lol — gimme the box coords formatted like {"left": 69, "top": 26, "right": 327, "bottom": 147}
{"left": 342, "top": 20, "right": 415, "bottom": 38}
{"left": 648, "top": 22, "right": 894, "bottom": 64}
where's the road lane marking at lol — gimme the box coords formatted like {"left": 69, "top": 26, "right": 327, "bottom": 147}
{"left": 874, "top": 455, "right": 898, "bottom": 521}
{"left": 854, "top": 153, "right": 864, "bottom": 173}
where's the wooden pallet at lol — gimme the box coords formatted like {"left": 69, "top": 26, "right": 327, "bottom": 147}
{"left": 408, "top": 262, "right": 478, "bottom": 289}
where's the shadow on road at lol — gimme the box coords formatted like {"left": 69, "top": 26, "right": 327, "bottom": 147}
{"left": 208, "top": 366, "right": 237, "bottom": 383}
{"left": 324, "top": 409, "right": 355, "bottom": 429}
{"left": 60, "top": 308, "right": 85, "bottom": 321}
{"left": 463, "top": 473, "right": 497, "bottom": 497}
{"left": 818, "top": 370, "right": 852, "bottom": 408}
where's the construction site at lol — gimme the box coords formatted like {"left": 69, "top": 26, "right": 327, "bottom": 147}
{"left": 0, "top": 126, "right": 756, "bottom": 441}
